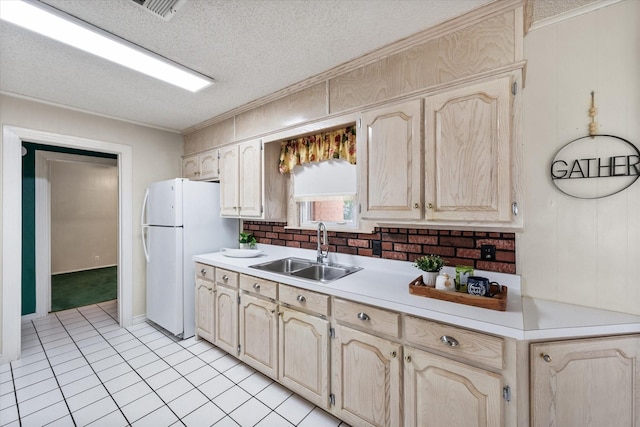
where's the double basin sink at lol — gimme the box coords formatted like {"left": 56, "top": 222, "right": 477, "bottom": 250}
{"left": 249, "top": 257, "right": 362, "bottom": 283}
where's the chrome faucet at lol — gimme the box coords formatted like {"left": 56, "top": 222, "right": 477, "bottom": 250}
{"left": 316, "top": 222, "right": 329, "bottom": 264}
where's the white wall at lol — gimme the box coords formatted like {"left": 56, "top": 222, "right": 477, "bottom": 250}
{"left": 0, "top": 94, "right": 183, "bottom": 328}
{"left": 519, "top": 0, "right": 640, "bottom": 314}
{"left": 50, "top": 158, "right": 118, "bottom": 274}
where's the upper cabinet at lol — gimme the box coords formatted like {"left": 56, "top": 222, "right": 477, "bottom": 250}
{"left": 182, "top": 149, "right": 219, "bottom": 181}
{"left": 359, "top": 100, "right": 422, "bottom": 221}
{"left": 424, "top": 74, "right": 516, "bottom": 223}
{"left": 219, "top": 139, "right": 286, "bottom": 220}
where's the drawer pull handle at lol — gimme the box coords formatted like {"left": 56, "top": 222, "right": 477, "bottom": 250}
{"left": 222, "top": 275, "right": 229, "bottom": 281}
{"left": 405, "top": 355, "right": 412, "bottom": 362}
{"left": 541, "top": 353, "right": 552, "bottom": 363}
{"left": 390, "top": 351, "right": 397, "bottom": 358}
{"left": 270, "top": 309, "right": 276, "bottom": 314}
{"left": 200, "top": 268, "right": 207, "bottom": 275}
{"left": 253, "top": 283, "right": 261, "bottom": 290}
{"left": 297, "top": 295, "right": 306, "bottom": 303}
{"left": 440, "top": 335, "right": 459, "bottom": 347}
{"left": 357, "top": 312, "right": 370, "bottom": 321}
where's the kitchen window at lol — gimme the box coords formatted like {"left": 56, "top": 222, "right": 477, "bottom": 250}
{"left": 293, "top": 159, "right": 358, "bottom": 229}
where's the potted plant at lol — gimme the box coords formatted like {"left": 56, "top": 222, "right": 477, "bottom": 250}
{"left": 238, "top": 232, "right": 257, "bottom": 249}
{"left": 414, "top": 254, "right": 446, "bottom": 287}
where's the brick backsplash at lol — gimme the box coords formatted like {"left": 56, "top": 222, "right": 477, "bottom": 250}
{"left": 243, "top": 222, "right": 516, "bottom": 274}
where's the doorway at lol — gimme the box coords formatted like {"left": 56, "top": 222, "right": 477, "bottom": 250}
{"left": 27, "top": 147, "right": 119, "bottom": 315}
{"left": 1, "top": 125, "right": 133, "bottom": 364}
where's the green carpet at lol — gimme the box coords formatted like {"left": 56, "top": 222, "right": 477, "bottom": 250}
{"left": 51, "top": 266, "right": 117, "bottom": 312}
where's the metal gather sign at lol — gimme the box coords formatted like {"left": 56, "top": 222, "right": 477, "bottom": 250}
{"left": 550, "top": 134, "right": 640, "bottom": 199}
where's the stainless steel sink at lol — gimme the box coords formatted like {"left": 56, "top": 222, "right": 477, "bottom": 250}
{"left": 250, "top": 257, "right": 314, "bottom": 274}
{"left": 249, "top": 257, "right": 361, "bottom": 283}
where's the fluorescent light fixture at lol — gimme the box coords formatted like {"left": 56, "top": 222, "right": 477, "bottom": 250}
{"left": 0, "top": 0, "right": 214, "bottom": 92}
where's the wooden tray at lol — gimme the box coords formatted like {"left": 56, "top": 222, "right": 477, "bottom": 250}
{"left": 408, "top": 276, "right": 508, "bottom": 311}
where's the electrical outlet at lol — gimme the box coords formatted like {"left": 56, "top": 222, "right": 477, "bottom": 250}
{"left": 372, "top": 240, "right": 382, "bottom": 256}
{"left": 481, "top": 245, "right": 495, "bottom": 261}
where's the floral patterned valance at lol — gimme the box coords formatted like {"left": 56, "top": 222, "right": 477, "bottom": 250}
{"left": 278, "top": 125, "right": 356, "bottom": 174}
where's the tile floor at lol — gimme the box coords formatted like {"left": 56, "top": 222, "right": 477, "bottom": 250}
{"left": 0, "top": 301, "right": 350, "bottom": 427}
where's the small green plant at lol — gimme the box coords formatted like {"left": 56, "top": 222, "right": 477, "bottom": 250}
{"left": 239, "top": 232, "right": 257, "bottom": 246}
{"left": 414, "top": 254, "right": 446, "bottom": 272}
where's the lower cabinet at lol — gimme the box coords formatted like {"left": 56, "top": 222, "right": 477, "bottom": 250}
{"left": 239, "top": 293, "right": 278, "bottom": 378}
{"left": 278, "top": 307, "right": 330, "bottom": 408}
{"left": 331, "top": 325, "right": 402, "bottom": 427}
{"left": 214, "top": 284, "right": 238, "bottom": 355}
{"left": 530, "top": 335, "right": 640, "bottom": 427}
{"left": 195, "top": 276, "right": 215, "bottom": 343}
{"left": 404, "top": 346, "right": 503, "bottom": 427}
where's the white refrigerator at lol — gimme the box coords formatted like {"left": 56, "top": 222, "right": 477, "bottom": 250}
{"left": 141, "top": 178, "right": 238, "bottom": 338}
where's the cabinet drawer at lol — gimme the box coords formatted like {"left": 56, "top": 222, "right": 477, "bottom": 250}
{"left": 333, "top": 298, "right": 400, "bottom": 338}
{"left": 404, "top": 315, "right": 504, "bottom": 370}
{"left": 240, "top": 274, "right": 278, "bottom": 300}
{"left": 215, "top": 268, "right": 239, "bottom": 288}
{"left": 279, "top": 284, "right": 329, "bottom": 317}
{"left": 195, "top": 263, "right": 214, "bottom": 280}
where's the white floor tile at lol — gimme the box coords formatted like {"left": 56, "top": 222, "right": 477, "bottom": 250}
{"left": 212, "top": 416, "right": 241, "bottom": 426}
{"left": 119, "top": 344, "right": 149, "bottom": 361}
{"left": 71, "top": 396, "right": 119, "bottom": 426}
{"left": 212, "top": 385, "right": 251, "bottom": 413}
{"left": 128, "top": 351, "right": 161, "bottom": 369}
{"left": 145, "top": 368, "right": 181, "bottom": 391}
{"left": 19, "top": 400, "right": 70, "bottom": 427}
{"left": 238, "top": 372, "right": 273, "bottom": 395}
{"left": 223, "top": 363, "right": 255, "bottom": 384}
{"left": 44, "top": 343, "right": 78, "bottom": 358}
{"left": 255, "top": 382, "right": 293, "bottom": 410}
{"left": 174, "top": 356, "right": 206, "bottom": 376}
{"left": 156, "top": 376, "right": 194, "bottom": 403}
{"left": 66, "top": 384, "right": 109, "bottom": 412}
{"left": 180, "top": 401, "right": 225, "bottom": 427}
{"left": 0, "top": 404, "right": 19, "bottom": 425}
{"left": 15, "top": 377, "right": 59, "bottom": 403}
{"left": 254, "top": 410, "right": 294, "bottom": 427}
{"left": 103, "top": 371, "right": 143, "bottom": 394}
{"left": 297, "top": 407, "right": 342, "bottom": 427}
{"left": 9, "top": 350, "right": 46, "bottom": 368}
{"left": 112, "top": 381, "right": 153, "bottom": 407}
{"left": 48, "top": 349, "right": 84, "bottom": 366}
{"left": 96, "top": 362, "right": 134, "bottom": 383}
{"left": 131, "top": 405, "right": 180, "bottom": 427}
{"left": 163, "top": 349, "right": 193, "bottom": 367}
{"left": 119, "top": 391, "right": 164, "bottom": 424}
{"left": 210, "top": 354, "right": 240, "bottom": 373}
{"left": 229, "top": 397, "right": 271, "bottom": 427}
{"left": 84, "top": 346, "right": 119, "bottom": 364}
{"left": 0, "top": 389, "right": 16, "bottom": 409}
{"left": 60, "top": 374, "right": 102, "bottom": 398}
{"left": 13, "top": 367, "right": 54, "bottom": 390}
{"left": 167, "top": 388, "right": 209, "bottom": 418}
{"left": 186, "top": 340, "right": 214, "bottom": 355}
{"left": 46, "top": 414, "right": 76, "bottom": 426}
{"left": 154, "top": 342, "right": 183, "bottom": 358}
{"left": 86, "top": 409, "right": 129, "bottom": 427}
{"left": 10, "top": 359, "right": 50, "bottom": 378}
{"left": 136, "top": 359, "right": 170, "bottom": 379}
{"left": 198, "top": 374, "right": 235, "bottom": 400}
{"left": 184, "top": 364, "right": 219, "bottom": 387}
{"left": 197, "top": 347, "right": 227, "bottom": 364}
{"left": 91, "top": 354, "right": 125, "bottom": 372}
{"left": 52, "top": 356, "right": 88, "bottom": 376}
{"left": 56, "top": 364, "right": 94, "bottom": 386}
{"left": 275, "top": 394, "right": 314, "bottom": 425}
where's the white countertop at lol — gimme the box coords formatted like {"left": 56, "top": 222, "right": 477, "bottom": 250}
{"left": 194, "top": 244, "right": 640, "bottom": 341}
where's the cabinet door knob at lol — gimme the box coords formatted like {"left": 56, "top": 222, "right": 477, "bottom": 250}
{"left": 297, "top": 295, "right": 306, "bottom": 303}
{"left": 413, "top": 203, "right": 419, "bottom": 209}
{"left": 427, "top": 203, "right": 433, "bottom": 209}
{"left": 540, "top": 353, "right": 552, "bottom": 363}
{"left": 390, "top": 351, "right": 397, "bottom": 358}
{"left": 270, "top": 309, "right": 276, "bottom": 314}
{"left": 253, "top": 283, "right": 261, "bottom": 290}
{"left": 440, "top": 335, "right": 459, "bottom": 347}
{"left": 222, "top": 275, "right": 229, "bottom": 281}
{"left": 200, "top": 268, "right": 206, "bottom": 275}
{"left": 405, "top": 355, "right": 412, "bottom": 362}
{"left": 357, "top": 312, "right": 370, "bottom": 321}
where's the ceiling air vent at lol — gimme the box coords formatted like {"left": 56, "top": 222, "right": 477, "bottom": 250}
{"left": 131, "top": 0, "right": 187, "bottom": 21}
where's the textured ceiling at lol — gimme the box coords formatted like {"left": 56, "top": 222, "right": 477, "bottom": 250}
{"left": 0, "top": 0, "right": 594, "bottom": 133}
{"left": 0, "top": 0, "right": 495, "bottom": 132}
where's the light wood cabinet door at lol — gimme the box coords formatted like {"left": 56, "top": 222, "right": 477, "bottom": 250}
{"left": 239, "top": 293, "right": 278, "bottom": 378}
{"left": 331, "top": 325, "right": 402, "bottom": 427}
{"left": 219, "top": 145, "right": 239, "bottom": 216}
{"left": 279, "top": 307, "right": 330, "bottom": 408}
{"left": 424, "top": 76, "right": 512, "bottom": 222}
{"left": 213, "top": 284, "right": 238, "bottom": 356}
{"left": 199, "top": 149, "right": 219, "bottom": 180}
{"left": 531, "top": 335, "right": 640, "bottom": 427}
{"left": 359, "top": 99, "right": 422, "bottom": 220}
{"left": 238, "top": 139, "right": 262, "bottom": 217}
{"left": 404, "top": 346, "right": 502, "bottom": 427}
{"left": 182, "top": 154, "right": 199, "bottom": 180}
{"left": 195, "top": 277, "right": 215, "bottom": 343}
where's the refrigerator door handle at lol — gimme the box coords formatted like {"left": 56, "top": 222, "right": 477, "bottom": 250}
{"left": 141, "top": 188, "right": 150, "bottom": 263}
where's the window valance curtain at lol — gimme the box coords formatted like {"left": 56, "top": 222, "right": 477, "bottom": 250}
{"left": 278, "top": 125, "right": 356, "bottom": 174}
